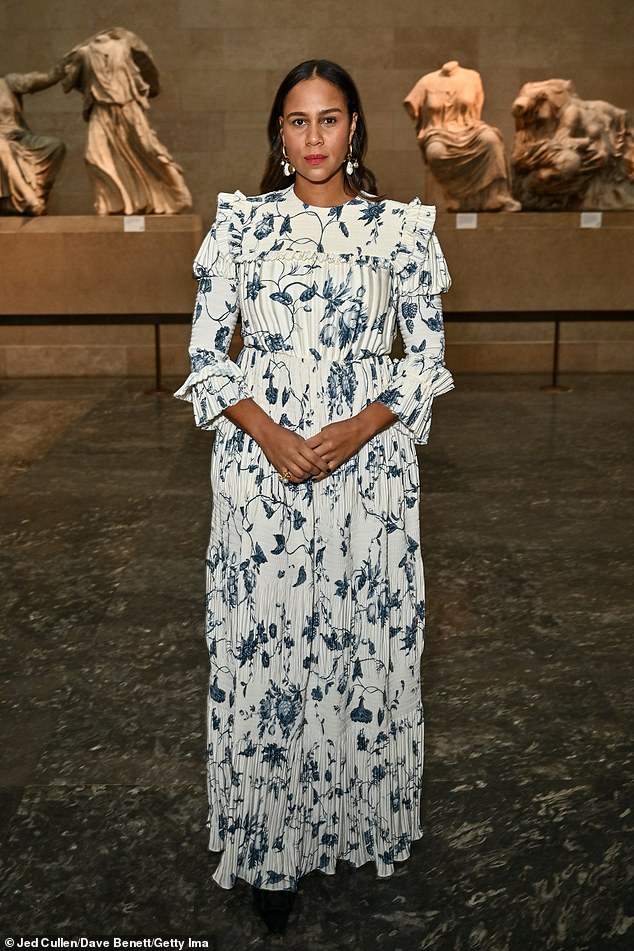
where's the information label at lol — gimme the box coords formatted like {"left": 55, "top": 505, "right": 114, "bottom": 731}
{"left": 580, "top": 211, "right": 603, "bottom": 229}
{"left": 123, "top": 216, "right": 146, "bottom": 232}
{"left": 456, "top": 213, "right": 478, "bottom": 230}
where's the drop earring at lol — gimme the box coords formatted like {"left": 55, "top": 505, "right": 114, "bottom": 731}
{"left": 280, "top": 144, "right": 295, "bottom": 177}
{"left": 345, "top": 144, "right": 359, "bottom": 177}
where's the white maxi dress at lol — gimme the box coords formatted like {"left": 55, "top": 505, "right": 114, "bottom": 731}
{"left": 175, "top": 183, "right": 453, "bottom": 891}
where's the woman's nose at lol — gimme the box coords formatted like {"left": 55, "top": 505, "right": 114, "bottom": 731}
{"left": 305, "top": 123, "right": 323, "bottom": 145}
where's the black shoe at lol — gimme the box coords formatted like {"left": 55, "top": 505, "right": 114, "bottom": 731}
{"left": 252, "top": 886, "right": 295, "bottom": 933}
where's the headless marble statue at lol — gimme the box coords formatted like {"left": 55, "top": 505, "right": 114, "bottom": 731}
{"left": 404, "top": 60, "right": 520, "bottom": 212}
{"left": 60, "top": 27, "right": 192, "bottom": 215}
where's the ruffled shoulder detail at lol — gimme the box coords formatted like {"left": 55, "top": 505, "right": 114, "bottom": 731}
{"left": 193, "top": 190, "right": 248, "bottom": 279}
{"left": 393, "top": 198, "right": 451, "bottom": 293}
{"left": 400, "top": 198, "right": 437, "bottom": 255}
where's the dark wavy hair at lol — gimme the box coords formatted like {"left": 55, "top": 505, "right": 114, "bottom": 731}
{"left": 260, "top": 59, "right": 381, "bottom": 200}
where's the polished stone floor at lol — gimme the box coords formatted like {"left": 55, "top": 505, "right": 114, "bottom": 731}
{"left": 0, "top": 374, "right": 632, "bottom": 951}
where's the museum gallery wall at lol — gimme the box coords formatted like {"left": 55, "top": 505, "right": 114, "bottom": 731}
{"left": 0, "top": 0, "right": 632, "bottom": 375}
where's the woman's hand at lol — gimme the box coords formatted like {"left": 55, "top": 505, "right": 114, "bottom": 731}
{"left": 222, "top": 399, "right": 328, "bottom": 482}
{"left": 222, "top": 397, "right": 396, "bottom": 483}
{"left": 306, "top": 416, "right": 368, "bottom": 482}
{"left": 306, "top": 402, "right": 398, "bottom": 480}
{"left": 305, "top": 418, "right": 370, "bottom": 481}
{"left": 258, "top": 422, "right": 331, "bottom": 483}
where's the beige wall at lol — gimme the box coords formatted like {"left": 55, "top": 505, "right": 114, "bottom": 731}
{"left": 1, "top": 0, "right": 633, "bottom": 376}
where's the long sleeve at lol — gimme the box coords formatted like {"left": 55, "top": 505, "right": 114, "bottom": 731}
{"left": 377, "top": 203, "right": 454, "bottom": 444}
{"left": 174, "top": 191, "right": 252, "bottom": 430}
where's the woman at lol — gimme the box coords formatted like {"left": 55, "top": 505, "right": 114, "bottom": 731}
{"left": 175, "top": 59, "right": 453, "bottom": 933}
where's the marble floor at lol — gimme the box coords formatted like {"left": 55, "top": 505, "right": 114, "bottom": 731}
{"left": 0, "top": 374, "right": 632, "bottom": 951}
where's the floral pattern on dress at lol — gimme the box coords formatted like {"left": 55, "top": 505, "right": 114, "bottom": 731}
{"left": 175, "top": 183, "right": 453, "bottom": 891}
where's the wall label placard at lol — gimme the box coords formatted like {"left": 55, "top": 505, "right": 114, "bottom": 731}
{"left": 580, "top": 211, "right": 603, "bottom": 229}
{"left": 456, "top": 213, "right": 478, "bottom": 229}
{"left": 124, "top": 216, "right": 146, "bottom": 232}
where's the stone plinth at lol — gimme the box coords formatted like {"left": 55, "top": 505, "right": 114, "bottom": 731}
{"left": 0, "top": 215, "right": 203, "bottom": 377}
{"left": 435, "top": 211, "right": 634, "bottom": 372}
{"left": 0, "top": 212, "right": 633, "bottom": 377}
{"left": 437, "top": 211, "right": 634, "bottom": 313}
{"left": 0, "top": 214, "right": 203, "bottom": 315}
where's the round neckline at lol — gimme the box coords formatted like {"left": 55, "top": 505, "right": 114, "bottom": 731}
{"left": 288, "top": 185, "right": 361, "bottom": 211}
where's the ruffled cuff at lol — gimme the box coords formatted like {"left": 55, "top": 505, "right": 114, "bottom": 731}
{"left": 376, "top": 365, "right": 454, "bottom": 444}
{"left": 174, "top": 361, "right": 251, "bottom": 431}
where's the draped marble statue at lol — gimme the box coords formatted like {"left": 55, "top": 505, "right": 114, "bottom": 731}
{"left": 511, "top": 79, "right": 634, "bottom": 211}
{"left": 404, "top": 60, "right": 520, "bottom": 212}
{"left": 60, "top": 27, "right": 192, "bottom": 215}
{"left": 0, "top": 66, "right": 66, "bottom": 216}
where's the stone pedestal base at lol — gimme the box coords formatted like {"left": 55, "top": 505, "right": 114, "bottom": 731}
{"left": 436, "top": 211, "right": 634, "bottom": 372}
{"left": 0, "top": 214, "right": 203, "bottom": 377}
{"left": 0, "top": 212, "right": 632, "bottom": 376}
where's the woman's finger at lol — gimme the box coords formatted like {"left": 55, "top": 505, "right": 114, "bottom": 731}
{"left": 279, "top": 456, "right": 322, "bottom": 483}
{"left": 312, "top": 456, "right": 339, "bottom": 481}
{"left": 297, "top": 445, "right": 330, "bottom": 474}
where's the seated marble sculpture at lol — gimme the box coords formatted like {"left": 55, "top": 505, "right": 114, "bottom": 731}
{"left": 60, "top": 27, "right": 192, "bottom": 215}
{"left": 0, "top": 66, "right": 66, "bottom": 215}
{"left": 404, "top": 60, "right": 520, "bottom": 212}
{"left": 511, "top": 79, "right": 634, "bottom": 211}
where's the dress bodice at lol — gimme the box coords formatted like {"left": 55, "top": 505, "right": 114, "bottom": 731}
{"left": 192, "top": 184, "right": 450, "bottom": 365}
{"left": 176, "top": 184, "right": 453, "bottom": 446}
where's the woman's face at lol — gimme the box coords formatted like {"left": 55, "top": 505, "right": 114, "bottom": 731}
{"left": 279, "top": 76, "right": 357, "bottom": 188}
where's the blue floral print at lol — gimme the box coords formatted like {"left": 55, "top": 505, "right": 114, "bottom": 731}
{"left": 175, "top": 183, "right": 453, "bottom": 892}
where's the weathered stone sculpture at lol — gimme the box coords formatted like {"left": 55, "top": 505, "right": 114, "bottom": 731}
{"left": 60, "top": 27, "right": 192, "bottom": 215}
{"left": 404, "top": 60, "right": 520, "bottom": 212}
{"left": 0, "top": 67, "right": 66, "bottom": 216}
{"left": 511, "top": 79, "right": 634, "bottom": 211}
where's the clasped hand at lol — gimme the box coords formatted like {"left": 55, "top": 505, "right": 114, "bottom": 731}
{"left": 260, "top": 418, "right": 369, "bottom": 484}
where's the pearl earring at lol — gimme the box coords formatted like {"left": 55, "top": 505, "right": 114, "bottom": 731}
{"left": 280, "top": 145, "right": 295, "bottom": 176}
{"left": 345, "top": 144, "right": 359, "bottom": 176}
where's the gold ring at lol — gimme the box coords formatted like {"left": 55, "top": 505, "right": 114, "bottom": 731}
{"left": 280, "top": 468, "right": 292, "bottom": 481}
